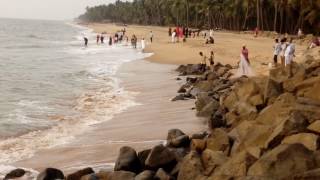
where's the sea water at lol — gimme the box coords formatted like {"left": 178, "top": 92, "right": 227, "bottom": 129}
{"left": 0, "top": 18, "right": 147, "bottom": 167}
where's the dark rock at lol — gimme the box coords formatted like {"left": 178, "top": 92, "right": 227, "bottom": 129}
{"left": 114, "top": 146, "right": 141, "bottom": 173}
{"left": 135, "top": 170, "right": 155, "bottom": 180}
{"left": 167, "top": 129, "right": 185, "bottom": 142}
{"left": 176, "top": 77, "right": 182, "bottom": 81}
{"left": 145, "top": 144, "right": 177, "bottom": 170}
{"left": 167, "top": 135, "right": 190, "bottom": 148}
{"left": 155, "top": 168, "right": 173, "bottom": 180}
{"left": 4, "top": 169, "right": 25, "bottom": 180}
{"left": 138, "top": 149, "right": 151, "bottom": 170}
{"left": 171, "top": 94, "right": 185, "bottom": 101}
{"left": 67, "top": 167, "right": 94, "bottom": 180}
{"left": 197, "top": 99, "right": 220, "bottom": 117}
{"left": 37, "top": 168, "right": 65, "bottom": 180}
{"left": 190, "top": 132, "right": 207, "bottom": 140}
{"left": 264, "top": 78, "right": 283, "bottom": 104}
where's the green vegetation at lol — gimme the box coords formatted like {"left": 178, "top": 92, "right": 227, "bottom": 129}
{"left": 79, "top": 0, "right": 320, "bottom": 34}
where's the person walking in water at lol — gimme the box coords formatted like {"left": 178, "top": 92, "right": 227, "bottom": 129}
{"left": 141, "top": 38, "right": 146, "bottom": 52}
{"left": 96, "top": 34, "right": 100, "bottom": 44}
{"left": 100, "top": 34, "right": 104, "bottom": 44}
{"left": 273, "top": 39, "right": 281, "bottom": 66}
{"left": 109, "top": 36, "right": 113, "bottom": 46}
{"left": 149, "top": 31, "right": 154, "bottom": 43}
{"left": 84, "top": 37, "right": 88, "bottom": 47}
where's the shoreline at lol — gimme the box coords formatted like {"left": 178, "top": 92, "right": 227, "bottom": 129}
{"left": 11, "top": 58, "right": 207, "bottom": 173}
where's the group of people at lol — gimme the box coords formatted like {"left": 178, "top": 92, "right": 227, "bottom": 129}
{"left": 273, "top": 37, "right": 296, "bottom": 68}
{"left": 199, "top": 51, "right": 215, "bottom": 71}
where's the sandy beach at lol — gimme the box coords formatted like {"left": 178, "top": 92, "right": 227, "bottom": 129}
{"left": 13, "top": 23, "right": 306, "bottom": 173}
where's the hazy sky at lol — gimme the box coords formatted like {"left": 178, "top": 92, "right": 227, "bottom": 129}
{"left": 0, "top": 0, "right": 116, "bottom": 20}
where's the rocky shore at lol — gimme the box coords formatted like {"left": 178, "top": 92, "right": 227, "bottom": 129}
{"left": 4, "top": 47, "right": 320, "bottom": 180}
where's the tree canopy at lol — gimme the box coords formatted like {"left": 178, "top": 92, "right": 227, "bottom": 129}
{"left": 79, "top": 0, "right": 320, "bottom": 35}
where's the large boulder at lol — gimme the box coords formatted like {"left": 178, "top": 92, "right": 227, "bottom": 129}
{"left": 201, "top": 150, "right": 229, "bottom": 176}
{"left": 154, "top": 168, "right": 173, "bottom": 180}
{"left": 264, "top": 111, "right": 309, "bottom": 149}
{"left": 206, "top": 128, "right": 230, "bottom": 155}
{"left": 114, "top": 146, "right": 141, "bottom": 173}
{"left": 190, "top": 139, "right": 206, "bottom": 153}
{"left": 195, "top": 92, "right": 212, "bottom": 112}
{"left": 264, "top": 78, "right": 283, "bottom": 104}
{"left": 4, "top": 169, "right": 25, "bottom": 180}
{"left": 177, "top": 151, "right": 205, "bottom": 180}
{"left": 166, "top": 129, "right": 190, "bottom": 148}
{"left": 307, "top": 120, "right": 320, "bottom": 133}
{"left": 37, "top": 168, "right": 65, "bottom": 180}
{"left": 214, "top": 151, "right": 257, "bottom": 177}
{"left": 145, "top": 144, "right": 176, "bottom": 170}
{"left": 109, "top": 171, "right": 135, "bottom": 180}
{"left": 291, "top": 168, "right": 320, "bottom": 180}
{"left": 197, "top": 99, "right": 220, "bottom": 117}
{"left": 137, "top": 149, "right": 151, "bottom": 170}
{"left": 67, "top": 167, "right": 94, "bottom": 180}
{"left": 248, "top": 144, "right": 317, "bottom": 179}
{"left": 281, "top": 133, "right": 320, "bottom": 151}
{"left": 135, "top": 170, "right": 155, "bottom": 180}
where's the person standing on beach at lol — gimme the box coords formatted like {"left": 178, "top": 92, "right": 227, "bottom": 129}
{"left": 172, "top": 30, "right": 176, "bottom": 43}
{"left": 298, "top": 28, "right": 303, "bottom": 39}
{"left": 285, "top": 38, "right": 295, "bottom": 77}
{"left": 273, "top": 39, "right": 281, "bottom": 66}
{"left": 280, "top": 38, "right": 287, "bottom": 66}
{"left": 209, "top": 51, "right": 215, "bottom": 71}
{"left": 169, "top": 27, "right": 172, "bottom": 36}
{"left": 84, "top": 37, "right": 88, "bottom": 47}
{"left": 150, "top": 31, "right": 154, "bottom": 43}
{"left": 141, "top": 38, "right": 146, "bottom": 52}
{"left": 199, "top": 52, "right": 207, "bottom": 65}
{"left": 254, "top": 27, "right": 259, "bottom": 37}
{"left": 237, "top": 45, "right": 253, "bottom": 76}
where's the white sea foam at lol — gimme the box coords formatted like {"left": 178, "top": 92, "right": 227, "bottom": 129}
{"left": 0, "top": 21, "right": 151, "bottom": 167}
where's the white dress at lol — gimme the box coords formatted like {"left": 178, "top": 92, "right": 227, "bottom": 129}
{"left": 141, "top": 40, "right": 146, "bottom": 50}
{"left": 236, "top": 54, "right": 254, "bottom": 77}
{"left": 171, "top": 32, "right": 176, "bottom": 43}
{"left": 285, "top": 44, "right": 295, "bottom": 66}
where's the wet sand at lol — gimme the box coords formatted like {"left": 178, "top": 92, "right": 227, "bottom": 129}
{"left": 14, "top": 59, "right": 206, "bottom": 173}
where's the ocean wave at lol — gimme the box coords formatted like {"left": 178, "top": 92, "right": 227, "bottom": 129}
{"left": 0, "top": 87, "right": 140, "bottom": 164}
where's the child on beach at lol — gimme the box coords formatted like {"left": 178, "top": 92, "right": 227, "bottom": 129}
{"left": 172, "top": 30, "right": 176, "bottom": 43}
{"left": 273, "top": 39, "right": 281, "bottom": 66}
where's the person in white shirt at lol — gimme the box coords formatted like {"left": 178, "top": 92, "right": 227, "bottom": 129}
{"left": 284, "top": 38, "right": 295, "bottom": 77}
{"left": 141, "top": 38, "right": 146, "bottom": 52}
{"left": 209, "top": 29, "right": 214, "bottom": 38}
{"left": 171, "top": 30, "right": 176, "bottom": 43}
{"left": 280, "top": 38, "right": 287, "bottom": 66}
{"left": 273, "top": 39, "right": 282, "bottom": 66}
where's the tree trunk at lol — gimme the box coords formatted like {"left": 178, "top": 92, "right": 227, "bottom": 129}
{"left": 256, "top": 0, "right": 260, "bottom": 29}
{"left": 242, "top": 1, "right": 250, "bottom": 30}
{"left": 273, "top": 2, "right": 278, "bottom": 31}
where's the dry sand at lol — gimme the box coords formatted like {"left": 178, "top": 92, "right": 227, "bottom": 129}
{"left": 88, "top": 23, "right": 305, "bottom": 76}
{"left": 13, "top": 23, "right": 306, "bottom": 173}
